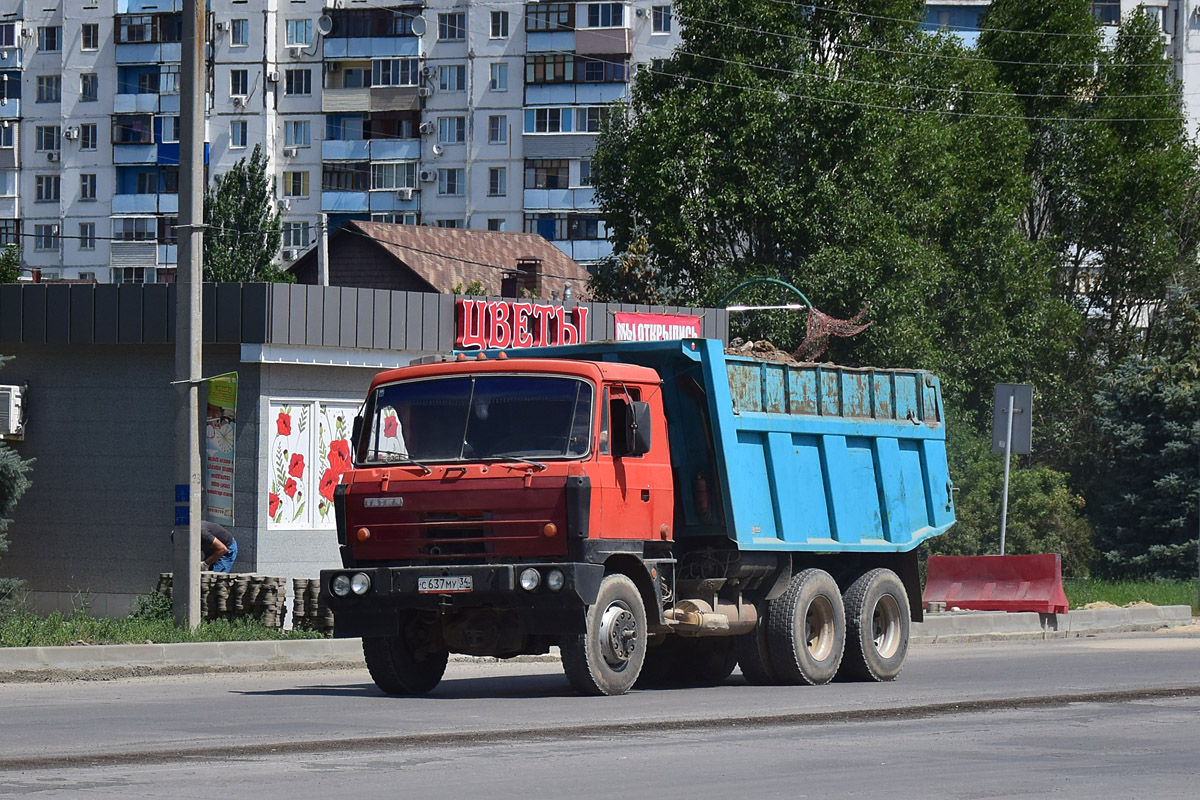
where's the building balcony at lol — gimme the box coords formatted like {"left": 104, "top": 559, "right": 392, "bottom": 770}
{"left": 322, "top": 139, "right": 370, "bottom": 160}
{"left": 110, "top": 241, "right": 158, "bottom": 268}
{"left": 112, "top": 194, "right": 161, "bottom": 214}
{"left": 0, "top": 99, "right": 19, "bottom": 119}
{"left": 159, "top": 244, "right": 178, "bottom": 267}
{"left": 321, "top": 87, "right": 419, "bottom": 113}
{"left": 550, "top": 238, "right": 611, "bottom": 264}
{"left": 322, "top": 190, "right": 370, "bottom": 213}
{"left": 158, "top": 194, "right": 178, "bottom": 214}
{"left": 368, "top": 189, "right": 419, "bottom": 213}
{"left": 526, "top": 31, "right": 575, "bottom": 53}
{"left": 323, "top": 37, "right": 419, "bottom": 60}
{"left": 576, "top": 28, "right": 630, "bottom": 55}
{"left": 0, "top": 196, "right": 16, "bottom": 218}
{"left": 114, "top": 93, "right": 160, "bottom": 114}
{"left": 113, "top": 144, "right": 158, "bottom": 164}
{"left": 115, "top": 43, "right": 162, "bottom": 64}
{"left": 0, "top": 46, "right": 21, "bottom": 69}
{"left": 369, "top": 139, "right": 420, "bottom": 161}
{"left": 524, "top": 188, "right": 596, "bottom": 210}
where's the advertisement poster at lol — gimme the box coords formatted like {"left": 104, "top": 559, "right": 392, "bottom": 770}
{"left": 267, "top": 400, "right": 357, "bottom": 529}
{"left": 613, "top": 311, "right": 702, "bottom": 342}
{"left": 204, "top": 373, "right": 238, "bottom": 524}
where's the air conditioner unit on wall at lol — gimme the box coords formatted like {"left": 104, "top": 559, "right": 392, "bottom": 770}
{"left": 418, "top": 121, "right": 435, "bottom": 135}
{"left": 232, "top": 96, "right": 246, "bottom": 107}
{"left": 0, "top": 384, "right": 25, "bottom": 440}
{"left": 421, "top": 65, "right": 436, "bottom": 80}
{"left": 215, "top": 20, "right": 228, "bottom": 32}
{"left": 417, "top": 86, "right": 433, "bottom": 98}
{"left": 419, "top": 169, "right": 437, "bottom": 182}
{"left": 396, "top": 187, "right": 413, "bottom": 200}
{"left": 64, "top": 126, "right": 79, "bottom": 140}
{"left": 267, "top": 70, "right": 280, "bottom": 83}
{"left": 283, "top": 146, "right": 298, "bottom": 158}
{"left": 282, "top": 249, "right": 296, "bottom": 261}
{"left": 278, "top": 198, "right": 291, "bottom": 211}
{"left": 46, "top": 151, "right": 60, "bottom": 162}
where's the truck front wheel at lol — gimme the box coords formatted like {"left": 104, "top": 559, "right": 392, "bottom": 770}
{"left": 767, "top": 569, "right": 845, "bottom": 685}
{"left": 362, "top": 611, "right": 449, "bottom": 696}
{"left": 561, "top": 573, "right": 647, "bottom": 696}
{"left": 838, "top": 568, "right": 910, "bottom": 682}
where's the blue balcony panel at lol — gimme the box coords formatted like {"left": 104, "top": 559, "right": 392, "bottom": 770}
{"left": 526, "top": 31, "right": 575, "bottom": 53}
{"left": 158, "top": 194, "right": 179, "bottom": 214}
{"left": 112, "top": 193, "right": 160, "bottom": 214}
{"left": 114, "top": 93, "right": 160, "bottom": 114}
{"left": 158, "top": 143, "right": 180, "bottom": 165}
{"left": 369, "top": 139, "right": 419, "bottom": 161}
{"left": 524, "top": 84, "right": 577, "bottom": 105}
{"left": 322, "top": 190, "right": 370, "bottom": 213}
{"left": 524, "top": 188, "right": 574, "bottom": 210}
{"left": 0, "top": 99, "right": 18, "bottom": 119}
{"left": 0, "top": 48, "right": 22, "bottom": 69}
{"left": 575, "top": 83, "right": 628, "bottom": 104}
{"left": 159, "top": 244, "right": 178, "bottom": 266}
{"left": 367, "top": 190, "right": 420, "bottom": 212}
{"left": 551, "top": 238, "right": 610, "bottom": 263}
{"left": 322, "top": 37, "right": 420, "bottom": 60}
{"left": 160, "top": 43, "right": 181, "bottom": 63}
{"left": 159, "top": 94, "right": 181, "bottom": 114}
{"left": 113, "top": 144, "right": 158, "bottom": 164}
{"left": 115, "top": 43, "right": 162, "bottom": 64}
{"left": 322, "top": 139, "right": 370, "bottom": 160}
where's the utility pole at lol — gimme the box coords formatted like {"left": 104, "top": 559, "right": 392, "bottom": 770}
{"left": 173, "top": 0, "right": 206, "bottom": 628}
{"left": 317, "top": 213, "right": 329, "bottom": 286}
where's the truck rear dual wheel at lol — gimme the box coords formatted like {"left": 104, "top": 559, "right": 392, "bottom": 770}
{"left": 838, "top": 568, "right": 910, "bottom": 682}
{"left": 362, "top": 611, "right": 449, "bottom": 696}
{"left": 767, "top": 569, "right": 846, "bottom": 685}
{"left": 734, "top": 601, "right": 780, "bottom": 685}
{"left": 561, "top": 573, "right": 647, "bottom": 696}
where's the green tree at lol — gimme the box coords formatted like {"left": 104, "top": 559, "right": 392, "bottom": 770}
{"left": 203, "top": 144, "right": 291, "bottom": 283}
{"left": 0, "top": 356, "right": 32, "bottom": 615}
{"left": 589, "top": 235, "right": 664, "bottom": 304}
{"left": 591, "top": 0, "right": 1072, "bottom": 420}
{"left": 0, "top": 245, "right": 19, "bottom": 284}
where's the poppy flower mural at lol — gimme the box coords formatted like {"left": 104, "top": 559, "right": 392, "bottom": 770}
{"left": 269, "top": 400, "right": 358, "bottom": 528}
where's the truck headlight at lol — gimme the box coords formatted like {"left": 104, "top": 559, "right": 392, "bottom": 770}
{"left": 546, "top": 569, "right": 565, "bottom": 592}
{"left": 350, "top": 572, "right": 372, "bottom": 595}
{"left": 331, "top": 574, "right": 351, "bottom": 597}
{"left": 519, "top": 568, "right": 541, "bottom": 591}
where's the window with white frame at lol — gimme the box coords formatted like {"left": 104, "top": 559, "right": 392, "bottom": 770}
{"left": 371, "top": 161, "right": 416, "bottom": 190}
{"left": 38, "top": 26, "right": 61, "bottom": 52}
{"left": 372, "top": 58, "right": 418, "bottom": 87}
{"left": 81, "top": 124, "right": 98, "bottom": 150}
{"left": 285, "top": 120, "right": 311, "bottom": 147}
{"left": 81, "top": 23, "right": 99, "bottom": 49}
{"left": 230, "top": 69, "right": 248, "bottom": 96}
{"left": 534, "top": 108, "right": 563, "bottom": 133}
{"left": 282, "top": 221, "right": 311, "bottom": 249}
{"left": 0, "top": 127, "right": 11, "bottom": 149}
{"left": 491, "top": 11, "right": 509, "bottom": 38}
{"left": 160, "top": 116, "right": 180, "bottom": 143}
{"left": 439, "top": 64, "right": 466, "bottom": 92}
{"left": 438, "top": 116, "right": 466, "bottom": 144}
{"left": 34, "top": 223, "right": 60, "bottom": 250}
{"left": 35, "top": 126, "right": 61, "bottom": 152}
{"left": 161, "top": 65, "right": 180, "bottom": 95}
{"left": 488, "top": 167, "right": 506, "bottom": 197}
{"left": 267, "top": 401, "right": 358, "bottom": 528}
{"left": 652, "top": 5, "right": 672, "bottom": 34}
{"left": 488, "top": 115, "right": 507, "bottom": 144}
{"left": 111, "top": 266, "right": 156, "bottom": 284}
{"left": 36, "top": 75, "right": 61, "bottom": 103}
{"left": 35, "top": 175, "right": 60, "bottom": 202}
{"left": 79, "top": 222, "right": 96, "bottom": 250}
{"left": 113, "top": 217, "right": 155, "bottom": 240}
{"left": 231, "top": 121, "right": 247, "bottom": 149}
{"left": 585, "top": 3, "right": 624, "bottom": 28}
{"left": 0, "top": 23, "right": 15, "bottom": 47}
{"left": 285, "top": 68, "right": 312, "bottom": 95}
{"left": 436, "top": 219, "right": 464, "bottom": 229}
{"left": 371, "top": 212, "right": 418, "bottom": 225}
{"left": 438, "top": 12, "right": 466, "bottom": 41}
{"left": 81, "top": 73, "right": 99, "bottom": 102}
{"left": 487, "top": 218, "right": 506, "bottom": 231}
{"left": 283, "top": 171, "right": 310, "bottom": 197}
{"left": 579, "top": 158, "right": 593, "bottom": 186}
{"left": 0, "top": 171, "right": 15, "bottom": 197}
{"left": 231, "top": 18, "right": 249, "bottom": 46}
{"left": 438, "top": 168, "right": 464, "bottom": 195}
{"left": 81, "top": 173, "right": 97, "bottom": 200}
{"left": 286, "top": 18, "right": 312, "bottom": 46}
{"left": 490, "top": 62, "right": 508, "bottom": 91}
{"left": 575, "top": 106, "right": 609, "bottom": 132}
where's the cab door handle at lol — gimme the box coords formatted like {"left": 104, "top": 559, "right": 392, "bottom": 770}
{"left": 641, "top": 489, "right": 650, "bottom": 502}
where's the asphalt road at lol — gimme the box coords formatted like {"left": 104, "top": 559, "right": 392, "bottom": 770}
{"left": 1, "top": 631, "right": 1198, "bottom": 798}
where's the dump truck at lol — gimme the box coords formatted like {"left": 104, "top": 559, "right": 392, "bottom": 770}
{"left": 322, "top": 339, "right": 956, "bottom": 696}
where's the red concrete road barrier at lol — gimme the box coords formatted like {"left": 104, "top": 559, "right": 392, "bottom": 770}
{"left": 923, "top": 554, "right": 1070, "bottom": 614}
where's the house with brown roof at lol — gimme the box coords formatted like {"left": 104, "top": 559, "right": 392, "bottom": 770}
{"left": 288, "top": 221, "right": 592, "bottom": 301}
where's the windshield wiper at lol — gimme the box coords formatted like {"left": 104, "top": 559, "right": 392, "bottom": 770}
{"left": 487, "top": 454, "right": 548, "bottom": 472}
{"left": 363, "top": 451, "right": 433, "bottom": 474}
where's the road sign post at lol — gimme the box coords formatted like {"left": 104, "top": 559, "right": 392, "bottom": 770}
{"left": 992, "top": 384, "right": 1033, "bottom": 556}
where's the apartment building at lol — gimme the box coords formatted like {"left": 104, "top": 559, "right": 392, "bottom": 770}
{"left": 3, "top": 0, "right": 679, "bottom": 283}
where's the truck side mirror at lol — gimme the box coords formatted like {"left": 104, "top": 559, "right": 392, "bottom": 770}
{"left": 627, "top": 401, "right": 652, "bottom": 456}
{"left": 351, "top": 415, "right": 363, "bottom": 456}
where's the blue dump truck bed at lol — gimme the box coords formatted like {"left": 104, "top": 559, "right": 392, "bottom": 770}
{"left": 497, "top": 338, "right": 956, "bottom": 554}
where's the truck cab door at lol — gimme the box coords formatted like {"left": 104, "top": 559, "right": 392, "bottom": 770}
{"left": 592, "top": 386, "right": 673, "bottom": 542}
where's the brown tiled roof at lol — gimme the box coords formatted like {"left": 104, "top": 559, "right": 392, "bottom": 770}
{"left": 336, "top": 220, "right": 593, "bottom": 299}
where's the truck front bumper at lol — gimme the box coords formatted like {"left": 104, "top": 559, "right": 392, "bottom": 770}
{"left": 320, "top": 562, "right": 604, "bottom": 638}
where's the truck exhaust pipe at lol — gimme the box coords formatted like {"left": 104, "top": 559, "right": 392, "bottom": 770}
{"left": 664, "top": 598, "right": 758, "bottom": 636}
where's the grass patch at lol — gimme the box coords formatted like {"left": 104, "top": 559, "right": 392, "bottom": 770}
{"left": 1063, "top": 578, "right": 1199, "bottom": 614}
{"left": 0, "top": 593, "right": 324, "bottom": 648}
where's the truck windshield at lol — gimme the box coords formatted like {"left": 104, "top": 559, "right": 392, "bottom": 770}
{"left": 360, "top": 374, "right": 593, "bottom": 465}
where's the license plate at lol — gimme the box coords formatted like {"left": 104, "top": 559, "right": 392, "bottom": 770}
{"left": 418, "top": 575, "right": 473, "bottom": 594}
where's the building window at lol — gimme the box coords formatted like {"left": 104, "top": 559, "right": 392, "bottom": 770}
{"left": 526, "top": 54, "right": 574, "bottom": 84}
{"left": 36, "top": 175, "right": 61, "bottom": 202}
{"left": 1092, "top": 2, "right": 1120, "bottom": 26}
{"left": 371, "top": 161, "right": 416, "bottom": 190}
{"left": 575, "top": 106, "right": 609, "bottom": 133}
{"left": 285, "top": 120, "right": 311, "bottom": 147}
{"left": 0, "top": 219, "right": 17, "bottom": 246}
{"left": 285, "top": 69, "right": 312, "bottom": 96}
{"left": 80, "top": 124, "right": 98, "bottom": 150}
{"left": 81, "top": 23, "right": 99, "bottom": 50}
{"left": 286, "top": 18, "right": 313, "bottom": 46}
{"left": 80, "top": 73, "right": 99, "bottom": 102}
{"left": 438, "top": 12, "right": 466, "bottom": 41}
{"left": 282, "top": 221, "right": 311, "bottom": 249}
{"left": 0, "top": 23, "right": 14, "bottom": 47}
{"left": 579, "top": 159, "right": 592, "bottom": 186}
{"left": 283, "top": 171, "right": 310, "bottom": 197}
{"left": 324, "top": 162, "right": 370, "bottom": 190}
{"left": 161, "top": 65, "right": 180, "bottom": 95}
{"left": 438, "top": 168, "right": 464, "bottom": 196}
{"left": 439, "top": 64, "right": 466, "bottom": 92}
{"left": 652, "top": 5, "right": 672, "bottom": 34}
{"left": 585, "top": 3, "right": 624, "bottom": 28}
{"left": 35, "top": 126, "right": 61, "bottom": 152}
{"left": 137, "top": 72, "right": 159, "bottom": 94}
{"left": 111, "top": 267, "right": 156, "bottom": 284}
{"left": 372, "top": 212, "right": 418, "bottom": 225}
{"left": 526, "top": 3, "right": 574, "bottom": 32}
{"left": 81, "top": 174, "right": 97, "bottom": 200}
{"left": 581, "top": 56, "right": 628, "bottom": 83}
{"left": 533, "top": 108, "right": 564, "bottom": 133}
{"left": 436, "top": 219, "right": 464, "bottom": 229}
{"left": 231, "top": 121, "right": 248, "bottom": 149}
{"left": 231, "top": 19, "right": 249, "bottom": 46}
{"left": 160, "top": 116, "right": 179, "bottom": 144}
{"left": 568, "top": 214, "right": 602, "bottom": 240}
{"left": 112, "top": 217, "right": 155, "bottom": 241}
{"left": 490, "top": 62, "right": 508, "bottom": 91}
{"left": 38, "top": 26, "right": 61, "bottom": 52}
{"left": 34, "top": 224, "right": 60, "bottom": 251}
{"left": 0, "top": 127, "right": 11, "bottom": 149}
{"left": 230, "top": 69, "right": 248, "bottom": 96}
{"left": 136, "top": 171, "right": 158, "bottom": 194}
{"left": 113, "top": 115, "right": 153, "bottom": 144}
{"left": 487, "top": 218, "right": 506, "bottom": 232}
{"left": 79, "top": 223, "right": 96, "bottom": 250}
{"left": 488, "top": 115, "right": 507, "bottom": 144}
{"left": 525, "top": 159, "right": 570, "bottom": 189}
{"left": 438, "top": 116, "right": 466, "bottom": 144}
{"left": 491, "top": 11, "right": 509, "bottom": 38}
{"left": 116, "top": 16, "right": 153, "bottom": 44}
{"left": 0, "top": 171, "right": 15, "bottom": 197}
{"left": 488, "top": 167, "right": 507, "bottom": 197}
{"left": 36, "top": 75, "right": 62, "bottom": 103}
{"left": 372, "top": 58, "right": 419, "bottom": 87}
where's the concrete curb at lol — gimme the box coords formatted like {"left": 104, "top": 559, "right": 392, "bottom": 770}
{"left": 0, "top": 606, "right": 1194, "bottom": 681}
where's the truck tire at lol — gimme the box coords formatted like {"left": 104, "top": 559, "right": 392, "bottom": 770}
{"left": 636, "top": 636, "right": 738, "bottom": 688}
{"left": 734, "top": 604, "right": 780, "bottom": 685}
{"left": 561, "top": 573, "right": 647, "bottom": 696}
{"left": 362, "top": 611, "right": 449, "bottom": 696}
{"left": 767, "top": 569, "right": 845, "bottom": 685}
{"left": 838, "top": 568, "right": 910, "bottom": 682}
